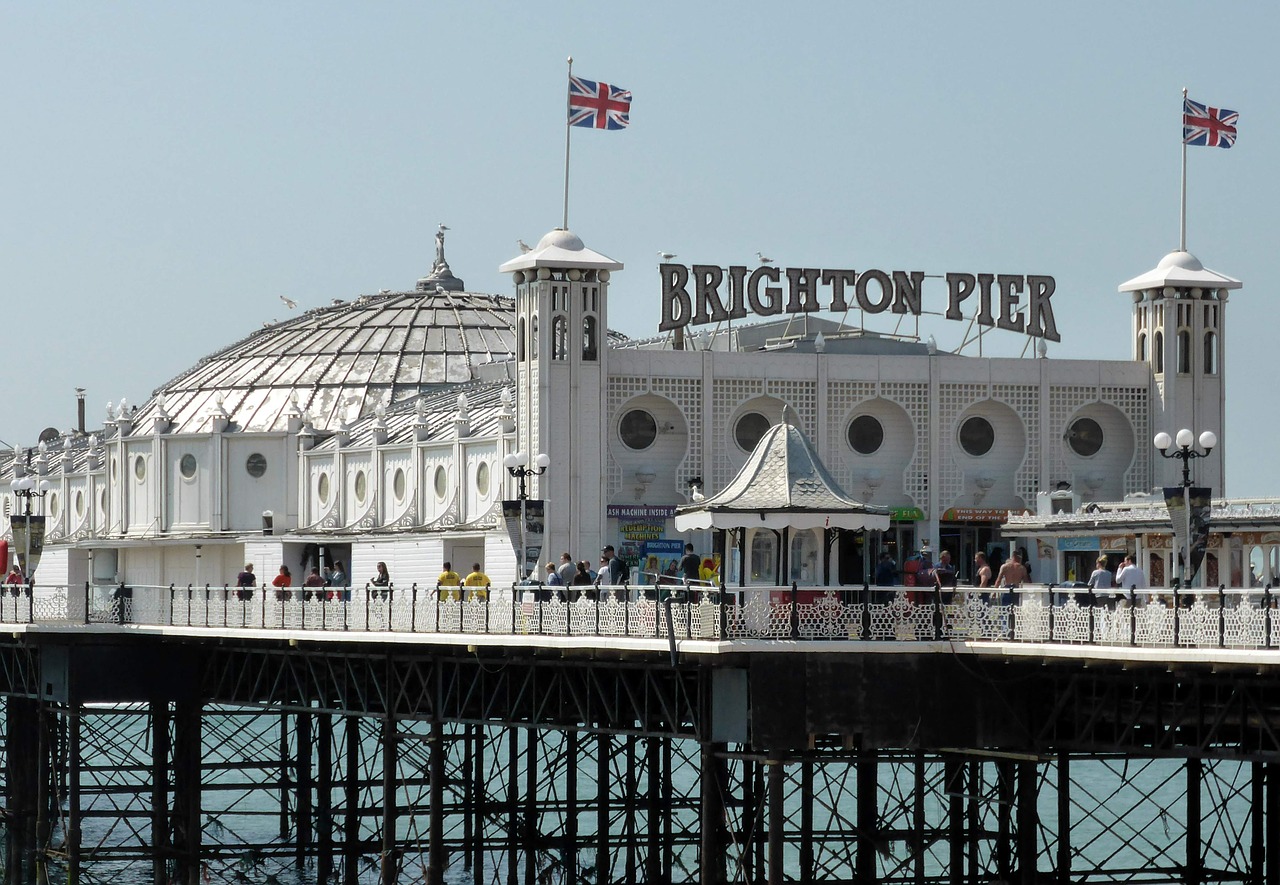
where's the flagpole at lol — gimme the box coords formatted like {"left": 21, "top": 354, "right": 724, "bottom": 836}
{"left": 1180, "top": 87, "right": 1188, "bottom": 252}
{"left": 562, "top": 56, "right": 573, "bottom": 231}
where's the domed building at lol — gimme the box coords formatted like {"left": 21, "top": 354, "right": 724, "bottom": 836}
{"left": 0, "top": 223, "right": 1265, "bottom": 599}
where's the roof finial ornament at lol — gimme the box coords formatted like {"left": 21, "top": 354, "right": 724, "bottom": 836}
{"left": 417, "top": 223, "right": 465, "bottom": 292}
{"left": 435, "top": 223, "right": 450, "bottom": 271}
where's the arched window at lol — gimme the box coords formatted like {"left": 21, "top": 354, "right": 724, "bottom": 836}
{"left": 1153, "top": 331, "right": 1164, "bottom": 373}
{"left": 551, "top": 315, "right": 568, "bottom": 360}
{"left": 1177, "top": 329, "right": 1191, "bottom": 374}
{"left": 582, "top": 316, "right": 598, "bottom": 361}
{"left": 1137, "top": 333, "right": 1146, "bottom": 362}
{"left": 530, "top": 315, "right": 539, "bottom": 360}
{"left": 517, "top": 318, "right": 526, "bottom": 362}
{"left": 1204, "top": 331, "right": 1218, "bottom": 375}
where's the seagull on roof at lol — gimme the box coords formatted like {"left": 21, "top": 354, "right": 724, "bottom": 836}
{"left": 756, "top": 252, "right": 774, "bottom": 265}
{"left": 658, "top": 251, "right": 676, "bottom": 262}
{"left": 436, "top": 285, "right": 446, "bottom": 296}
{"left": 517, "top": 239, "right": 533, "bottom": 253}
{"left": 331, "top": 298, "right": 344, "bottom": 305}
{"left": 279, "top": 295, "right": 297, "bottom": 310}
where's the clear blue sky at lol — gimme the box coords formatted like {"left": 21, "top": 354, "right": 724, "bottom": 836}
{"left": 3, "top": 3, "right": 1276, "bottom": 494}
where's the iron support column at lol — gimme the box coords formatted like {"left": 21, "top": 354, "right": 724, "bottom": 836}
{"left": 699, "top": 742, "right": 725, "bottom": 885}
{"left": 767, "top": 758, "right": 784, "bottom": 885}
{"left": 317, "top": 713, "right": 334, "bottom": 885}
{"left": 1057, "top": 753, "right": 1070, "bottom": 885}
{"left": 66, "top": 707, "right": 81, "bottom": 885}
{"left": 150, "top": 702, "right": 170, "bottom": 885}
{"left": 426, "top": 719, "right": 445, "bottom": 885}
{"left": 857, "top": 749, "right": 877, "bottom": 885}
{"left": 1017, "top": 759, "right": 1038, "bottom": 885}
{"left": 380, "top": 715, "right": 398, "bottom": 885}
{"left": 1187, "top": 757, "right": 1202, "bottom": 885}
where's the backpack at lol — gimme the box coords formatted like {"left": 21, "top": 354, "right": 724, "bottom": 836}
{"left": 617, "top": 558, "right": 630, "bottom": 583}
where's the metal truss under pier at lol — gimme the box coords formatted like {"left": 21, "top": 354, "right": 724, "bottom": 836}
{"left": 1, "top": 634, "right": 1280, "bottom": 884}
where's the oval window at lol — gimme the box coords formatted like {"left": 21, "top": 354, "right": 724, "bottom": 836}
{"left": 246, "top": 453, "right": 267, "bottom": 478}
{"left": 48, "top": 493, "right": 60, "bottom": 520}
{"left": 434, "top": 465, "right": 448, "bottom": 499}
{"left": 734, "top": 412, "right": 772, "bottom": 453}
{"left": 75, "top": 490, "right": 85, "bottom": 519}
{"left": 846, "top": 415, "right": 884, "bottom": 455}
{"left": 476, "top": 461, "right": 491, "bottom": 497}
{"left": 134, "top": 456, "right": 147, "bottom": 481}
{"left": 619, "top": 409, "right": 658, "bottom": 450}
{"left": 393, "top": 467, "right": 407, "bottom": 502}
{"left": 1067, "top": 417, "right": 1104, "bottom": 458}
{"left": 354, "top": 470, "right": 368, "bottom": 505}
{"left": 958, "top": 416, "right": 995, "bottom": 457}
{"left": 98, "top": 488, "right": 107, "bottom": 514}
{"left": 179, "top": 453, "right": 197, "bottom": 479}
{"left": 318, "top": 473, "right": 331, "bottom": 505}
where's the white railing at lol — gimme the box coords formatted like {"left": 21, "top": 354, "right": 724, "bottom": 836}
{"left": 17, "top": 582, "right": 1280, "bottom": 651}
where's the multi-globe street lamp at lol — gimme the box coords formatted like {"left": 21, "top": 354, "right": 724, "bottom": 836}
{"left": 503, "top": 451, "right": 550, "bottom": 501}
{"left": 1153, "top": 428, "right": 1217, "bottom": 588}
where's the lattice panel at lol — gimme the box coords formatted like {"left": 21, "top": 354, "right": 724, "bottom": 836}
{"left": 606, "top": 376, "right": 652, "bottom": 500}
{"left": 711, "top": 379, "right": 764, "bottom": 491}
{"left": 880, "top": 381, "right": 929, "bottom": 508}
{"left": 825, "top": 381, "right": 878, "bottom": 489}
{"left": 651, "top": 376, "right": 704, "bottom": 498}
{"left": 938, "top": 382, "right": 991, "bottom": 510}
{"left": 765, "top": 379, "right": 817, "bottom": 433}
{"left": 993, "top": 383, "right": 1040, "bottom": 507}
{"left": 1102, "top": 386, "right": 1150, "bottom": 495}
{"left": 1048, "top": 386, "right": 1098, "bottom": 494}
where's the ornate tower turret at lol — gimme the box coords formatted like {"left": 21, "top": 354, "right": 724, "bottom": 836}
{"left": 1119, "top": 250, "right": 1240, "bottom": 495}
{"left": 499, "top": 230, "right": 623, "bottom": 569}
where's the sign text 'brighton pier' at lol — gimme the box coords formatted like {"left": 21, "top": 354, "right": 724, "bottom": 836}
{"left": 659, "top": 264, "right": 1061, "bottom": 342}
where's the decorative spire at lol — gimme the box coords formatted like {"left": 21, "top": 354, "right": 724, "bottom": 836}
{"left": 416, "top": 222, "right": 465, "bottom": 292}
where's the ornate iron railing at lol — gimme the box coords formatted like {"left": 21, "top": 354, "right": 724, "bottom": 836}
{"left": 12, "top": 581, "right": 1280, "bottom": 651}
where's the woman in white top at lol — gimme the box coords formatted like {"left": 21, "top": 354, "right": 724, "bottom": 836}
{"left": 1088, "top": 556, "right": 1114, "bottom": 590}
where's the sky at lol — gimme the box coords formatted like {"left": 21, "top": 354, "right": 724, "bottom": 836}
{"left": 2, "top": 3, "right": 1277, "bottom": 493}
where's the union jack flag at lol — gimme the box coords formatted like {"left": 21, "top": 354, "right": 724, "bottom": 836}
{"left": 1183, "top": 96, "right": 1238, "bottom": 148}
{"left": 568, "top": 75, "right": 632, "bottom": 130}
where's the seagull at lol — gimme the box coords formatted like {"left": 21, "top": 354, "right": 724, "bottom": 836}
{"left": 756, "top": 252, "right": 774, "bottom": 265}
{"left": 331, "top": 298, "right": 345, "bottom": 305}
{"left": 279, "top": 295, "right": 297, "bottom": 309}
{"left": 517, "top": 239, "right": 533, "bottom": 254}
{"left": 658, "top": 251, "right": 676, "bottom": 262}
{"left": 436, "top": 285, "right": 447, "bottom": 296}
{"left": 439, "top": 222, "right": 450, "bottom": 232}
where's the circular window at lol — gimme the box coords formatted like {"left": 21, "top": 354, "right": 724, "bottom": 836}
{"left": 354, "top": 470, "right": 367, "bottom": 505}
{"left": 246, "top": 453, "right": 267, "bottom": 478}
{"left": 958, "top": 416, "right": 995, "bottom": 457}
{"left": 1067, "top": 417, "right": 1104, "bottom": 458}
{"left": 179, "top": 453, "right": 197, "bottom": 479}
{"left": 134, "top": 456, "right": 147, "bottom": 481}
{"left": 318, "top": 473, "right": 331, "bottom": 505}
{"left": 75, "top": 490, "right": 85, "bottom": 519}
{"left": 734, "top": 412, "right": 772, "bottom": 452}
{"left": 48, "top": 493, "right": 59, "bottom": 520}
{"left": 393, "top": 467, "right": 407, "bottom": 502}
{"left": 434, "top": 465, "right": 448, "bottom": 499}
{"left": 619, "top": 409, "right": 658, "bottom": 450}
{"left": 846, "top": 415, "right": 884, "bottom": 455}
{"left": 476, "top": 462, "right": 490, "bottom": 497}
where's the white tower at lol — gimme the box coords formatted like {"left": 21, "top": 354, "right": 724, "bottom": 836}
{"left": 1119, "top": 250, "right": 1240, "bottom": 495}
{"left": 499, "top": 230, "right": 623, "bottom": 567}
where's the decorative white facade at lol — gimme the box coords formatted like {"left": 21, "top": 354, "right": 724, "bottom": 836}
{"left": 0, "top": 228, "right": 1244, "bottom": 592}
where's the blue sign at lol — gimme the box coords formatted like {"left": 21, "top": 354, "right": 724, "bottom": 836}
{"left": 1057, "top": 536, "right": 1100, "bottom": 552}
{"left": 645, "top": 539, "right": 686, "bottom": 560}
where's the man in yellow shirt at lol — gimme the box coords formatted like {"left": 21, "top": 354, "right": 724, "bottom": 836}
{"left": 437, "top": 561, "right": 462, "bottom": 601}
{"left": 463, "top": 563, "right": 490, "bottom": 601}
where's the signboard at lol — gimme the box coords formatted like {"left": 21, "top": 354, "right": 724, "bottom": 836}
{"left": 942, "top": 507, "right": 1029, "bottom": 522}
{"left": 1057, "top": 536, "right": 1100, "bottom": 551}
{"left": 10, "top": 515, "right": 45, "bottom": 580}
{"left": 1164, "top": 486, "right": 1211, "bottom": 582}
{"left": 659, "top": 264, "right": 1060, "bottom": 342}
{"left": 608, "top": 504, "right": 676, "bottom": 543}
{"left": 890, "top": 507, "right": 925, "bottom": 521}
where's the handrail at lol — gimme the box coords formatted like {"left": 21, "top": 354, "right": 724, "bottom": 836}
{"left": 10, "top": 582, "right": 1280, "bottom": 652}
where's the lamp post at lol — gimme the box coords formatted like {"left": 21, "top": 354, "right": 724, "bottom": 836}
{"left": 503, "top": 451, "right": 550, "bottom": 501}
{"left": 503, "top": 452, "right": 549, "bottom": 583}
{"left": 1154, "top": 428, "right": 1217, "bottom": 588}
{"left": 9, "top": 470, "right": 52, "bottom": 589}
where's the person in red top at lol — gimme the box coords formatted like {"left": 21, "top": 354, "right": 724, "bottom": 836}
{"left": 5, "top": 566, "right": 23, "bottom": 596}
{"left": 272, "top": 565, "right": 293, "bottom": 600}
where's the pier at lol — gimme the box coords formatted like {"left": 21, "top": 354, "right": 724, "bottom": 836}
{"left": 0, "top": 582, "right": 1276, "bottom": 883}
